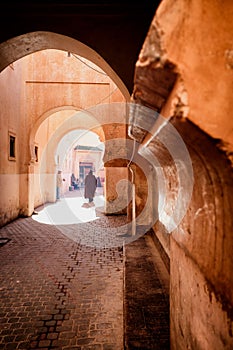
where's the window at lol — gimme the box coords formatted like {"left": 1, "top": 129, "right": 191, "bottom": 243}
{"left": 35, "top": 145, "right": 38, "bottom": 162}
{"left": 9, "top": 133, "right": 16, "bottom": 160}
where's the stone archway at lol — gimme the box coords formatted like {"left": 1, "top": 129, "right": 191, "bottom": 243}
{"left": 0, "top": 35, "right": 129, "bottom": 226}
{"left": 0, "top": 31, "right": 130, "bottom": 101}
{"left": 33, "top": 103, "right": 130, "bottom": 217}
{"left": 36, "top": 109, "right": 105, "bottom": 206}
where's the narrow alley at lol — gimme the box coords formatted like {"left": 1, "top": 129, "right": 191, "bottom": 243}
{"left": 1, "top": 1, "right": 233, "bottom": 349}
{"left": 0, "top": 190, "right": 169, "bottom": 350}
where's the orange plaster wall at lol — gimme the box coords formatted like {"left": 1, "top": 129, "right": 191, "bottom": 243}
{"left": 156, "top": 0, "right": 233, "bottom": 148}
{"left": 0, "top": 48, "right": 127, "bottom": 225}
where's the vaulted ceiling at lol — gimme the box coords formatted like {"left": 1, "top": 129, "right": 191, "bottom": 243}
{"left": 0, "top": 1, "right": 161, "bottom": 93}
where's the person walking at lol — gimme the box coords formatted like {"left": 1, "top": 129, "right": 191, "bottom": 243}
{"left": 56, "top": 170, "right": 65, "bottom": 200}
{"left": 84, "top": 169, "right": 97, "bottom": 206}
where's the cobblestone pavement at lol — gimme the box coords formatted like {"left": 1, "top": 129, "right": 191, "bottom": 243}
{"left": 0, "top": 191, "right": 170, "bottom": 350}
{"left": 0, "top": 212, "right": 125, "bottom": 349}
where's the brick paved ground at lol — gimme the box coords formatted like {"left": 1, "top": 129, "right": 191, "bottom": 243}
{"left": 0, "top": 191, "right": 170, "bottom": 350}
{"left": 0, "top": 216, "right": 125, "bottom": 349}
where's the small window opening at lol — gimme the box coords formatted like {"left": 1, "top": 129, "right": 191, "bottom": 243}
{"left": 9, "top": 134, "right": 16, "bottom": 160}
{"left": 35, "top": 146, "right": 39, "bottom": 162}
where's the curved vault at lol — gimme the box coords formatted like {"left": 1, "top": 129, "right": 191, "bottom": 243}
{"left": 0, "top": 31, "right": 130, "bottom": 100}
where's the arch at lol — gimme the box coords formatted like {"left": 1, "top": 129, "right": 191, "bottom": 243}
{"left": 29, "top": 106, "right": 79, "bottom": 163}
{"left": 20, "top": 42, "right": 128, "bottom": 219}
{"left": 0, "top": 27, "right": 130, "bottom": 225}
{"left": 56, "top": 129, "right": 104, "bottom": 170}
{"left": 0, "top": 31, "right": 130, "bottom": 100}
{"left": 34, "top": 108, "right": 106, "bottom": 205}
{"left": 31, "top": 102, "right": 129, "bottom": 216}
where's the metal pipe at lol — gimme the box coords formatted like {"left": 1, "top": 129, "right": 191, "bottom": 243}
{"left": 127, "top": 134, "right": 137, "bottom": 237}
{"left": 129, "top": 166, "right": 136, "bottom": 236}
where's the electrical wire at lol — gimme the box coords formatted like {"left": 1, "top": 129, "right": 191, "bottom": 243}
{"left": 71, "top": 53, "right": 108, "bottom": 76}
{"left": 96, "top": 87, "right": 118, "bottom": 105}
{"left": 71, "top": 52, "right": 118, "bottom": 105}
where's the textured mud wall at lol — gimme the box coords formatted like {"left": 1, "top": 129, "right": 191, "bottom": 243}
{"left": 170, "top": 119, "right": 233, "bottom": 349}
{"left": 129, "top": 0, "right": 233, "bottom": 348}
{"left": 156, "top": 0, "right": 233, "bottom": 148}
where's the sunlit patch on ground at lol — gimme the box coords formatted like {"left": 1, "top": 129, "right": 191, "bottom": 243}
{"left": 31, "top": 188, "right": 145, "bottom": 248}
{"left": 32, "top": 190, "right": 105, "bottom": 225}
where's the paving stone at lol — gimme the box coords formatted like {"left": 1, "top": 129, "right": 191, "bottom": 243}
{"left": 0, "top": 195, "right": 170, "bottom": 350}
{"left": 0, "top": 211, "right": 124, "bottom": 349}
{"left": 38, "top": 339, "right": 51, "bottom": 347}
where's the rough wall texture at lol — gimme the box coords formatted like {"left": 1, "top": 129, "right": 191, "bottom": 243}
{"left": 171, "top": 119, "right": 233, "bottom": 349}
{"left": 170, "top": 236, "right": 233, "bottom": 350}
{"left": 156, "top": 0, "right": 233, "bottom": 150}
{"left": 129, "top": 0, "right": 233, "bottom": 348}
